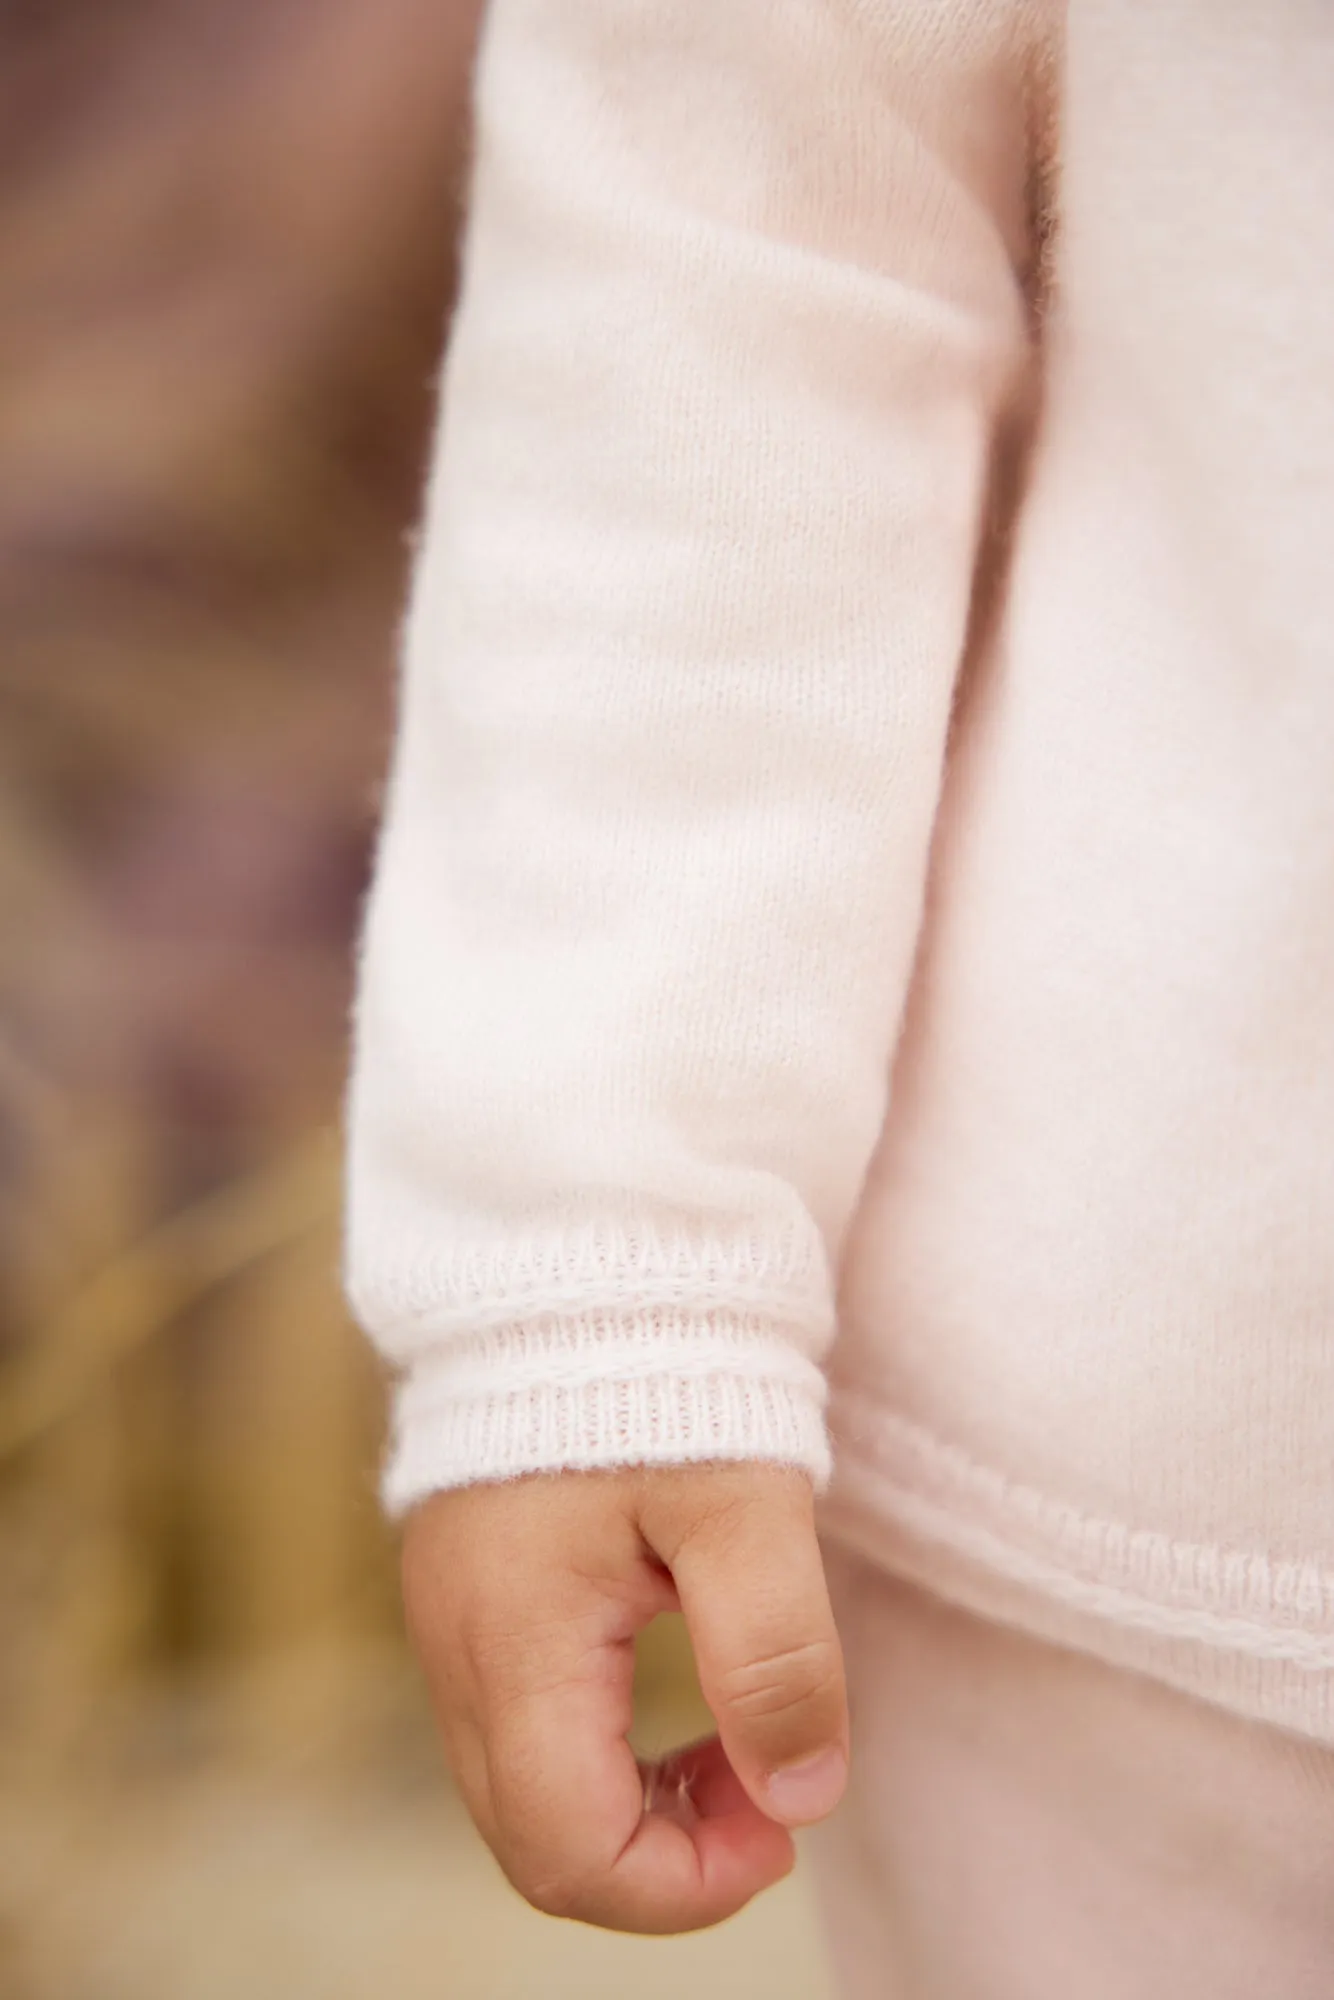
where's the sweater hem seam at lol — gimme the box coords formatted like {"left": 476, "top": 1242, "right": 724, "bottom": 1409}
{"left": 827, "top": 1385, "right": 1334, "bottom": 1669}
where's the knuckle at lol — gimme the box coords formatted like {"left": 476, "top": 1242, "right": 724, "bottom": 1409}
{"left": 716, "top": 1637, "right": 842, "bottom": 1724}
{"left": 530, "top": 1877, "right": 581, "bottom": 1921}
{"left": 465, "top": 1612, "right": 607, "bottom": 1713}
{"left": 459, "top": 1614, "right": 526, "bottom": 1684}
{"left": 507, "top": 1862, "right": 588, "bottom": 1921}
{"left": 455, "top": 1602, "right": 549, "bottom": 1695}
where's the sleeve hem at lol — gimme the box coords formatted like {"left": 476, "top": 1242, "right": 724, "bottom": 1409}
{"left": 379, "top": 1309, "right": 831, "bottom": 1514}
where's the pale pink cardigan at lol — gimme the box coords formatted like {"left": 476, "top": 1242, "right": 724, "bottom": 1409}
{"left": 347, "top": 0, "right": 1334, "bottom": 1739}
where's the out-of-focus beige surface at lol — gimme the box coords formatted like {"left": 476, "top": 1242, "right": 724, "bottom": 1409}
{"left": 2, "top": 1649, "right": 833, "bottom": 2000}
{"left": 0, "top": 8, "right": 832, "bottom": 1994}
{"left": 8, "top": 1786, "right": 830, "bottom": 2000}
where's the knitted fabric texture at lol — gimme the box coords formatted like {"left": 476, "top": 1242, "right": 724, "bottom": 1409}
{"left": 346, "top": 0, "right": 1334, "bottom": 1741}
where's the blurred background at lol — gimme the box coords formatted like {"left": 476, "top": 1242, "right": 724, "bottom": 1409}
{"left": 0, "top": 6, "right": 830, "bottom": 1994}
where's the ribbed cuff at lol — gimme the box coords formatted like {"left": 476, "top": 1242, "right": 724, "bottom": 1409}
{"left": 380, "top": 1309, "right": 831, "bottom": 1515}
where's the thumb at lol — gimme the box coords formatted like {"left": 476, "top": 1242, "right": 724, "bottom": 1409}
{"left": 652, "top": 1467, "right": 849, "bottom": 1829}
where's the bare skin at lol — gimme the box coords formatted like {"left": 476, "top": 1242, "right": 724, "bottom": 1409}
{"left": 402, "top": 1462, "right": 849, "bottom": 1935}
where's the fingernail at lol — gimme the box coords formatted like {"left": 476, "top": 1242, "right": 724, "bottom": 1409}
{"left": 764, "top": 1747, "right": 847, "bottom": 1824}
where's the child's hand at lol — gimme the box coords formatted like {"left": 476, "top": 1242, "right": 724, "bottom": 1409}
{"left": 402, "top": 1462, "right": 848, "bottom": 1934}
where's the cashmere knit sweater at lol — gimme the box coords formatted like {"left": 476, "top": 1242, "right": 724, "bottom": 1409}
{"left": 346, "top": 0, "right": 1334, "bottom": 1739}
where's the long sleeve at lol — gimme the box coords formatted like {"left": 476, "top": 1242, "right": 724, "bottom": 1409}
{"left": 345, "top": 0, "right": 1043, "bottom": 1512}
